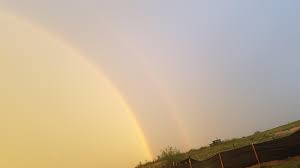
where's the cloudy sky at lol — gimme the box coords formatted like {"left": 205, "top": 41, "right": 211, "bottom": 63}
{"left": 1, "top": 1, "right": 300, "bottom": 168}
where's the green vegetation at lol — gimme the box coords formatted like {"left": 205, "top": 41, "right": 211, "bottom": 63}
{"left": 188, "top": 120, "right": 300, "bottom": 161}
{"left": 135, "top": 147, "right": 184, "bottom": 168}
{"left": 137, "top": 120, "right": 300, "bottom": 168}
{"left": 156, "top": 146, "right": 182, "bottom": 161}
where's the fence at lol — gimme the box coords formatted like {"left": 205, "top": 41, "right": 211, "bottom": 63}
{"left": 175, "top": 130, "right": 300, "bottom": 168}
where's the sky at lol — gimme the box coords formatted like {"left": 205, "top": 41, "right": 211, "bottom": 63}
{"left": 0, "top": 1, "right": 300, "bottom": 168}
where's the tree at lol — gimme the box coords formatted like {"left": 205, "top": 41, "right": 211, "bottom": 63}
{"left": 136, "top": 147, "right": 182, "bottom": 168}
{"left": 157, "top": 146, "right": 181, "bottom": 162}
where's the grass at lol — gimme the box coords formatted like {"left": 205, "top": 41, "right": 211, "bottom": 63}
{"left": 139, "top": 120, "right": 300, "bottom": 168}
{"left": 188, "top": 120, "right": 300, "bottom": 161}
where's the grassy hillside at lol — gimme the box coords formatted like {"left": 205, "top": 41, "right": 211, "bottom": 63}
{"left": 188, "top": 120, "right": 300, "bottom": 161}
{"left": 139, "top": 120, "right": 300, "bottom": 168}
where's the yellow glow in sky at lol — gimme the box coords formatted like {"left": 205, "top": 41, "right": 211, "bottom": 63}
{"left": 0, "top": 12, "right": 151, "bottom": 168}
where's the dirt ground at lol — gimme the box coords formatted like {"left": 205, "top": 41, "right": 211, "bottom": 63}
{"left": 248, "top": 156, "right": 300, "bottom": 168}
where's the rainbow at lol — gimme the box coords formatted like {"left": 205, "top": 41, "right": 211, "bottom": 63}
{"left": 0, "top": 9, "right": 152, "bottom": 167}
{"left": 0, "top": 8, "right": 193, "bottom": 165}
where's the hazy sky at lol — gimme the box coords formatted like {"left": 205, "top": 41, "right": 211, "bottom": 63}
{"left": 1, "top": 1, "right": 300, "bottom": 167}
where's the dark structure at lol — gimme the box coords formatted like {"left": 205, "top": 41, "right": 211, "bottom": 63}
{"left": 179, "top": 157, "right": 198, "bottom": 165}
{"left": 176, "top": 130, "right": 300, "bottom": 168}
{"left": 210, "top": 139, "right": 222, "bottom": 147}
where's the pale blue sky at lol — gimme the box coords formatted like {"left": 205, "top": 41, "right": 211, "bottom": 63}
{"left": 1, "top": 0, "right": 300, "bottom": 155}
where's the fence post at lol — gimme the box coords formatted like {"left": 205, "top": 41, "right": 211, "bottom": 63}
{"left": 218, "top": 152, "right": 224, "bottom": 168}
{"left": 251, "top": 143, "right": 261, "bottom": 167}
{"left": 188, "top": 157, "right": 193, "bottom": 168}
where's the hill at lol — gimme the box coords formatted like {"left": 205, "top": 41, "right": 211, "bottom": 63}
{"left": 138, "top": 120, "right": 300, "bottom": 168}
